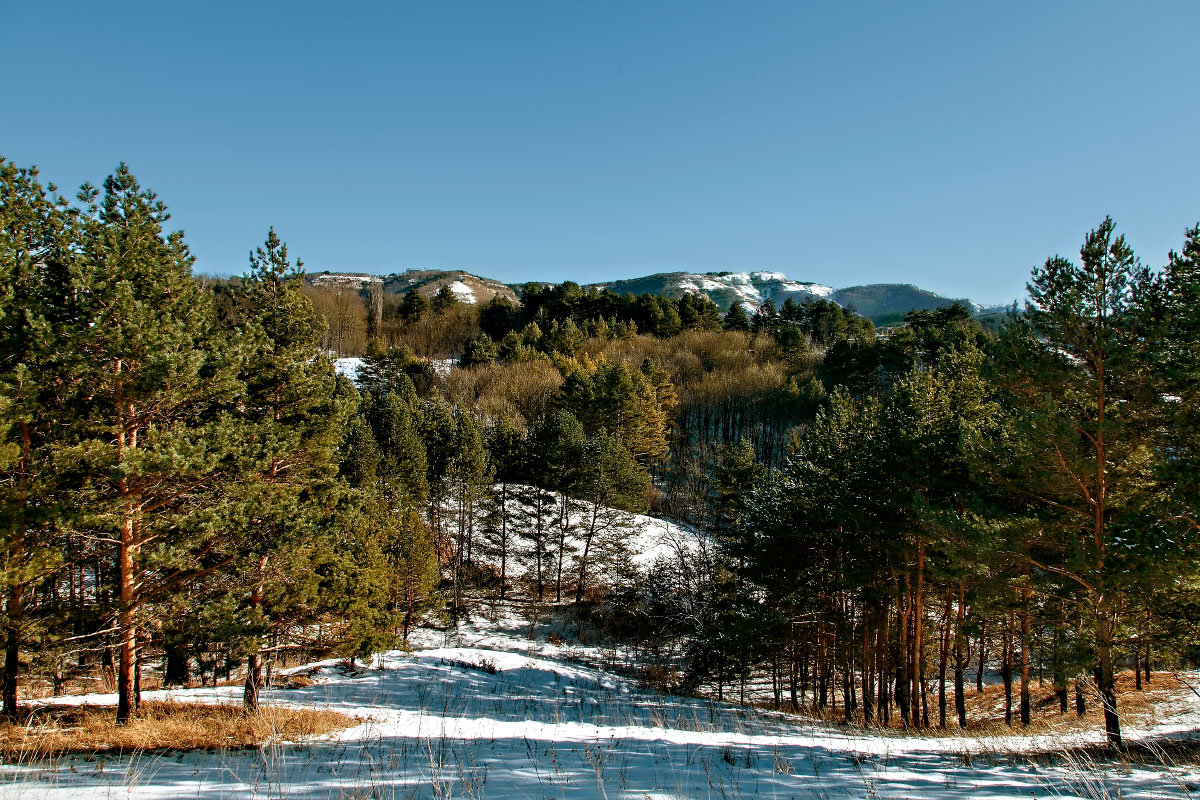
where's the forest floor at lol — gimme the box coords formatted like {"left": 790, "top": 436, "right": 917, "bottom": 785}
{"left": 2, "top": 606, "right": 1200, "bottom": 799}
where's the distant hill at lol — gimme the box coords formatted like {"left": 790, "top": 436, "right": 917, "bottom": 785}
{"left": 829, "top": 284, "right": 979, "bottom": 322}
{"left": 585, "top": 271, "right": 835, "bottom": 311}
{"left": 308, "top": 269, "right": 518, "bottom": 305}
{"left": 307, "top": 268, "right": 994, "bottom": 324}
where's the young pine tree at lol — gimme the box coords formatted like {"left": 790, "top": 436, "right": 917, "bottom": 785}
{"left": 234, "top": 229, "right": 345, "bottom": 709}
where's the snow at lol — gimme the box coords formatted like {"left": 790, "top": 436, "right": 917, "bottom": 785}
{"left": 669, "top": 272, "right": 836, "bottom": 310}
{"left": 430, "top": 357, "right": 458, "bottom": 378}
{"left": 309, "top": 274, "right": 381, "bottom": 287}
{"left": 333, "top": 357, "right": 363, "bottom": 383}
{"left": 8, "top": 614, "right": 1200, "bottom": 799}
{"left": 5, "top": 507, "right": 1196, "bottom": 798}
{"left": 448, "top": 280, "right": 478, "bottom": 304}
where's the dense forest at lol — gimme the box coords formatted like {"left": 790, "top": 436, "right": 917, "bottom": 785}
{"left": 3, "top": 158, "right": 1200, "bottom": 750}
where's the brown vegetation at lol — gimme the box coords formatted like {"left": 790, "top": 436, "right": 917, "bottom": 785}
{"left": 0, "top": 700, "right": 356, "bottom": 760}
{"left": 745, "top": 670, "right": 1193, "bottom": 739}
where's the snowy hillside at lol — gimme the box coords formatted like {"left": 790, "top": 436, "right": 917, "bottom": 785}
{"left": 592, "top": 270, "right": 836, "bottom": 312}
{"left": 307, "top": 269, "right": 518, "bottom": 306}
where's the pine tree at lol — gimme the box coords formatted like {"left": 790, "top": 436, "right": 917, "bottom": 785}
{"left": 991, "top": 218, "right": 1166, "bottom": 748}
{"left": 723, "top": 302, "right": 750, "bottom": 332}
{"left": 431, "top": 284, "right": 457, "bottom": 314}
{"left": 400, "top": 289, "right": 428, "bottom": 322}
{"left": 574, "top": 432, "right": 649, "bottom": 602}
{"left": 65, "top": 165, "right": 248, "bottom": 723}
{"left": 0, "top": 159, "right": 75, "bottom": 717}
{"left": 483, "top": 418, "right": 525, "bottom": 599}
{"left": 448, "top": 407, "right": 490, "bottom": 616}
{"left": 1163, "top": 224, "right": 1200, "bottom": 531}
{"left": 234, "top": 228, "right": 344, "bottom": 709}
{"left": 366, "top": 386, "right": 429, "bottom": 506}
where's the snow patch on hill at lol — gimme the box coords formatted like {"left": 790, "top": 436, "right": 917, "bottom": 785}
{"left": 448, "top": 280, "right": 478, "bottom": 304}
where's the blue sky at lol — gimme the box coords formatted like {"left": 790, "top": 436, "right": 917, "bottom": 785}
{"left": 4, "top": 1, "right": 1198, "bottom": 304}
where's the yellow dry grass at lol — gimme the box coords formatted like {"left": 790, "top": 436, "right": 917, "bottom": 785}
{"left": 0, "top": 700, "right": 357, "bottom": 760}
{"left": 750, "top": 670, "right": 1192, "bottom": 739}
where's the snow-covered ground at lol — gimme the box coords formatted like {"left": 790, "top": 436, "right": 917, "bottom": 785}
{"left": 333, "top": 356, "right": 362, "bottom": 383}
{"left": 6, "top": 604, "right": 1200, "bottom": 799}
{"left": 3, "top": 510, "right": 1194, "bottom": 799}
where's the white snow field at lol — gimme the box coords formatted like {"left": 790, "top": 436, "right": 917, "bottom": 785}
{"left": 5, "top": 607, "right": 1200, "bottom": 800}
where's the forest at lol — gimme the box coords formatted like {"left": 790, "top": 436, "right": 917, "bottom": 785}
{"left": 3, "top": 157, "right": 1200, "bottom": 752}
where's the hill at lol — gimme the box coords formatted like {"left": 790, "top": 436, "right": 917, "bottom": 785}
{"left": 829, "top": 283, "right": 979, "bottom": 322}
{"left": 308, "top": 268, "right": 993, "bottom": 324}
{"left": 584, "top": 270, "right": 834, "bottom": 312}
{"left": 308, "top": 269, "right": 518, "bottom": 305}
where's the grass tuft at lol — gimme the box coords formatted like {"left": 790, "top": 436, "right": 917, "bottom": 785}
{"left": 0, "top": 700, "right": 356, "bottom": 760}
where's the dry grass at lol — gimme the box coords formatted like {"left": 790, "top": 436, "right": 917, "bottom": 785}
{"left": 745, "top": 670, "right": 1193, "bottom": 739}
{"left": 0, "top": 700, "right": 357, "bottom": 760}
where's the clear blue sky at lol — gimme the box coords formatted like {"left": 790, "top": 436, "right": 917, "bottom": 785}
{"left": 5, "top": 1, "right": 1198, "bottom": 304}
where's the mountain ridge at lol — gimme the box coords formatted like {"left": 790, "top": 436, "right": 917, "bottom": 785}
{"left": 307, "top": 267, "right": 997, "bottom": 324}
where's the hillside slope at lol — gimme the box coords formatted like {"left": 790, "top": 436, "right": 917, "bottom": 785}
{"left": 587, "top": 270, "right": 834, "bottom": 312}
{"left": 309, "top": 269, "right": 518, "bottom": 305}
{"left": 308, "top": 267, "right": 992, "bottom": 324}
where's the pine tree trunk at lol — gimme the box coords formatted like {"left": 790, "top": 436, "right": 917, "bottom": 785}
{"left": 163, "top": 640, "right": 189, "bottom": 687}
{"left": 913, "top": 540, "right": 926, "bottom": 728}
{"left": 244, "top": 554, "right": 269, "bottom": 709}
{"left": 976, "top": 627, "right": 985, "bottom": 693}
{"left": 1096, "top": 609, "right": 1122, "bottom": 748}
{"left": 938, "top": 588, "right": 951, "bottom": 729}
{"left": 954, "top": 582, "right": 967, "bottom": 728}
{"left": 896, "top": 584, "right": 911, "bottom": 728}
{"left": 1001, "top": 622, "right": 1013, "bottom": 727}
{"left": 1020, "top": 586, "right": 1031, "bottom": 725}
{"left": 3, "top": 584, "right": 21, "bottom": 719}
{"left": 575, "top": 503, "right": 599, "bottom": 604}
{"left": 2, "top": 421, "right": 31, "bottom": 720}
{"left": 861, "top": 613, "right": 875, "bottom": 724}
{"left": 499, "top": 484, "right": 509, "bottom": 601}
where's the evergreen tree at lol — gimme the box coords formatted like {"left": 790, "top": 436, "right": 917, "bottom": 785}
{"left": 448, "top": 407, "right": 490, "bottom": 616}
{"left": 431, "top": 284, "right": 457, "bottom": 314}
{"left": 483, "top": 418, "right": 525, "bottom": 599}
{"left": 990, "top": 218, "right": 1166, "bottom": 748}
{"left": 366, "top": 385, "right": 430, "bottom": 506}
{"left": 233, "top": 228, "right": 344, "bottom": 709}
{"left": 462, "top": 334, "right": 499, "bottom": 367}
{"left": 65, "top": 165, "right": 247, "bottom": 723}
{"left": 723, "top": 302, "right": 750, "bottom": 332}
{"left": 0, "top": 159, "right": 75, "bottom": 717}
{"left": 574, "top": 432, "right": 649, "bottom": 602}
{"left": 399, "top": 288, "right": 428, "bottom": 322}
